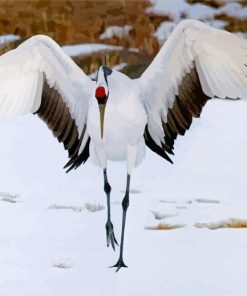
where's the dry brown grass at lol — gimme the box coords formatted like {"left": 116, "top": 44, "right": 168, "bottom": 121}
{"left": 0, "top": 1, "right": 246, "bottom": 78}
{"left": 0, "top": 0, "right": 171, "bottom": 76}
{"left": 145, "top": 223, "right": 185, "bottom": 230}
{"left": 186, "top": 0, "right": 225, "bottom": 8}
{"left": 0, "top": 0, "right": 170, "bottom": 55}
{"left": 215, "top": 13, "right": 247, "bottom": 33}
{"left": 241, "top": 0, "right": 247, "bottom": 6}
{"left": 194, "top": 218, "right": 247, "bottom": 230}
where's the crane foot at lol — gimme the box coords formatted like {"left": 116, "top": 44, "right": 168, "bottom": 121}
{"left": 110, "top": 258, "right": 128, "bottom": 272}
{"left": 106, "top": 220, "right": 118, "bottom": 251}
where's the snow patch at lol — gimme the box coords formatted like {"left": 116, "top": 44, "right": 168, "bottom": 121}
{"left": 204, "top": 19, "right": 228, "bottom": 29}
{"left": 62, "top": 43, "right": 123, "bottom": 57}
{"left": 155, "top": 21, "right": 176, "bottom": 42}
{"left": 149, "top": 0, "right": 246, "bottom": 43}
{"left": 148, "top": 0, "right": 216, "bottom": 22}
{"left": 147, "top": 0, "right": 189, "bottom": 22}
{"left": 0, "top": 34, "right": 20, "bottom": 46}
{"left": 100, "top": 25, "right": 132, "bottom": 40}
{"left": 217, "top": 2, "right": 247, "bottom": 19}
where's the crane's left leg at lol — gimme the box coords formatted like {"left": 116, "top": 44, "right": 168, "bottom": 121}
{"left": 111, "top": 144, "right": 137, "bottom": 272}
{"left": 104, "top": 168, "right": 118, "bottom": 250}
{"left": 93, "top": 144, "right": 118, "bottom": 251}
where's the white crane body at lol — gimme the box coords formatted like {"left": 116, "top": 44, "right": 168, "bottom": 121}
{"left": 88, "top": 71, "right": 147, "bottom": 170}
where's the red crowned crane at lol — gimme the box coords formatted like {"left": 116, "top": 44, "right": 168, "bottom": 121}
{"left": 0, "top": 19, "right": 246, "bottom": 271}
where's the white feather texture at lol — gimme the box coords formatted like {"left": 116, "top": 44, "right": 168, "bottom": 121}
{"left": 87, "top": 69, "right": 147, "bottom": 169}
{"left": 139, "top": 19, "right": 247, "bottom": 146}
{"left": 0, "top": 35, "right": 94, "bottom": 136}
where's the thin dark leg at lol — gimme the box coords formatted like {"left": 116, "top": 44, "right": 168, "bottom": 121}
{"left": 104, "top": 169, "right": 118, "bottom": 250}
{"left": 111, "top": 174, "right": 130, "bottom": 272}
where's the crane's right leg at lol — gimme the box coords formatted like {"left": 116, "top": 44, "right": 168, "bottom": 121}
{"left": 92, "top": 143, "right": 118, "bottom": 251}
{"left": 104, "top": 168, "right": 118, "bottom": 250}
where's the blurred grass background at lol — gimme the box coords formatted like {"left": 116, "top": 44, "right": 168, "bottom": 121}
{"left": 0, "top": 0, "right": 246, "bottom": 78}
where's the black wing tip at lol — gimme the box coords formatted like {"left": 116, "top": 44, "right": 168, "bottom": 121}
{"left": 64, "top": 157, "right": 88, "bottom": 173}
{"left": 162, "top": 151, "right": 173, "bottom": 164}
{"left": 64, "top": 158, "right": 88, "bottom": 174}
{"left": 63, "top": 160, "right": 72, "bottom": 170}
{"left": 63, "top": 138, "right": 90, "bottom": 173}
{"left": 166, "top": 157, "right": 173, "bottom": 164}
{"left": 144, "top": 125, "right": 174, "bottom": 164}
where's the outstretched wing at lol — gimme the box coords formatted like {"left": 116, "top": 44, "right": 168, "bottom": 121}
{"left": 0, "top": 35, "right": 94, "bottom": 169}
{"left": 138, "top": 19, "right": 247, "bottom": 161}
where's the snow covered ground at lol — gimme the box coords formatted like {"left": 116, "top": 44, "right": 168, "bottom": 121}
{"left": 0, "top": 98, "right": 247, "bottom": 295}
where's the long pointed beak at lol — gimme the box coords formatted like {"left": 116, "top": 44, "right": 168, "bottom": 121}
{"left": 98, "top": 104, "right": 106, "bottom": 139}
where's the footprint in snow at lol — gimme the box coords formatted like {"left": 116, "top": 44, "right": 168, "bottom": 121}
{"left": 84, "top": 202, "right": 105, "bottom": 212}
{"left": 47, "top": 202, "right": 105, "bottom": 213}
{"left": 52, "top": 258, "right": 74, "bottom": 269}
{"left": 47, "top": 204, "right": 84, "bottom": 212}
{"left": 159, "top": 199, "right": 177, "bottom": 204}
{"left": 194, "top": 198, "right": 220, "bottom": 204}
{"left": 176, "top": 206, "right": 187, "bottom": 210}
{"left": 0, "top": 191, "right": 20, "bottom": 203}
{"left": 150, "top": 210, "right": 179, "bottom": 220}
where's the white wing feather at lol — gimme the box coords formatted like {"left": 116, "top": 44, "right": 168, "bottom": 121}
{"left": 139, "top": 19, "right": 247, "bottom": 146}
{"left": 0, "top": 35, "right": 94, "bottom": 136}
